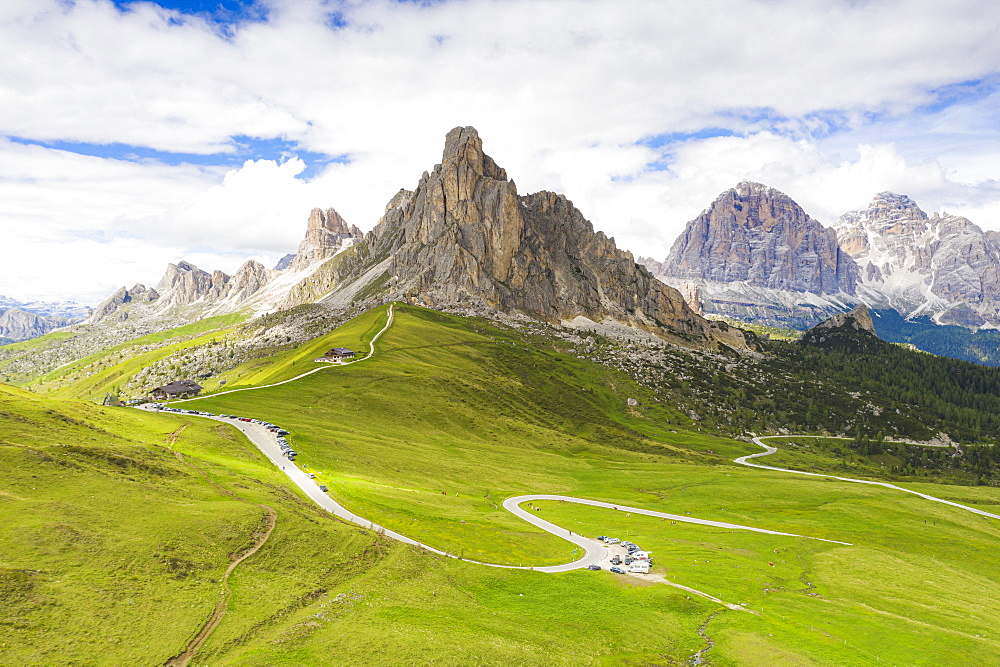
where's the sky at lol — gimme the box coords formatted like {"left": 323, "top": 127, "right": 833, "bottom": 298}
{"left": 2, "top": 0, "right": 999, "bottom": 305}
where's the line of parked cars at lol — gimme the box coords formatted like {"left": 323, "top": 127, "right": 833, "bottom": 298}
{"left": 151, "top": 405, "right": 328, "bottom": 490}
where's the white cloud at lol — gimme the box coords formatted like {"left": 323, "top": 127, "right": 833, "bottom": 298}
{"left": 0, "top": 0, "right": 998, "bottom": 302}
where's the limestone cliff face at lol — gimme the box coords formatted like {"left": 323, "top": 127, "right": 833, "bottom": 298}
{"left": 88, "top": 284, "right": 160, "bottom": 323}
{"left": 89, "top": 258, "right": 273, "bottom": 324}
{"left": 156, "top": 262, "right": 224, "bottom": 307}
{"left": 835, "top": 192, "right": 1000, "bottom": 327}
{"left": 0, "top": 308, "right": 75, "bottom": 341}
{"left": 273, "top": 253, "right": 295, "bottom": 271}
{"left": 663, "top": 182, "right": 859, "bottom": 295}
{"left": 227, "top": 260, "right": 269, "bottom": 303}
{"left": 316, "top": 127, "right": 745, "bottom": 349}
{"left": 287, "top": 207, "right": 363, "bottom": 272}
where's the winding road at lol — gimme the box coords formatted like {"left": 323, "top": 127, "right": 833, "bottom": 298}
{"left": 738, "top": 435, "right": 1000, "bottom": 521}
{"left": 170, "top": 303, "right": 395, "bottom": 404}
{"left": 142, "top": 302, "right": 999, "bottom": 614}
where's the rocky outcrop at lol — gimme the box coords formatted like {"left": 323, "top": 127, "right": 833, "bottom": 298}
{"left": 287, "top": 207, "right": 363, "bottom": 272}
{"left": 309, "top": 126, "right": 746, "bottom": 350}
{"left": 835, "top": 193, "right": 1000, "bottom": 328}
{"left": 227, "top": 260, "right": 269, "bottom": 303}
{"left": 662, "top": 182, "right": 859, "bottom": 295}
{"left": 273, "top": 253, "right": 296, "bottom": 271}
{"left": 637, "top": 256, "right": 666, "bottom": 278}
{"left": 801, "top": 304, "right": 882, "bottom": 349}
{"left": 156, "top": 262, "right": 226, "bottom": 307}
{"left": 88, "top": 258, "right": 274, "bottom": 325}
{"left": 88, "top": 284, "right": 160, "bottom": 323}
{"left": 809, "top": 304, "right": 876, "bottom": 335}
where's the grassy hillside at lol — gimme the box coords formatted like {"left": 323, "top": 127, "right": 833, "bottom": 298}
{"left": 179, "top": 304, "right": 1000, "bottom": 665}
{"left": 10, "top": 313, "right": 246, "bottom": 400}
{"left": 7, "top": 304, "right": 1000, "bottom": 664}
{"left": 210, "top": 305, "right": 390, "bottom": 390}
{"left": 0, "top": 383, "right": 725, "bottom": 665}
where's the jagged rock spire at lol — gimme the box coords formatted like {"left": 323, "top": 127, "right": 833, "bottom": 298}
{"left": 288, "top": 207, "right": 363, "bottom": 272}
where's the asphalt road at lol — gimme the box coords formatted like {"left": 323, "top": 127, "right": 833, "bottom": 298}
{"left": 138, "top": 302, "right": 852, "bottom": 574}
{"left": 740, "top": 435, "right": 1000, "bottom": 522}
{"left": 144, "top": 403, "right": 851, "bottom": 571}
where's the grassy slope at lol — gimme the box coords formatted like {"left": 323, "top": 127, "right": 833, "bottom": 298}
{"left": 7, "top": 305, "right": 1000, "bottom": 665}
{"left": 0, "top": 384, "right": 723, "bottom": 666}
{"left": 185, "top": 304, "right": 1000, "bottom": 665}
{"left": 26, "top": 313, "right": 245, "bottom": 400}
{"left": 208, "top": 305, "right": 390, "bottom": 391}
{"left": 0, "top": 330, "right": 79, "bottom": 356}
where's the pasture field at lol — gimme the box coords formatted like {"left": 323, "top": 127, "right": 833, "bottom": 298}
{"left": 187, "top": 304, "right": 1000, "bottom": 664}
{"left": 5, "top": 304, "right": 1000, "bottom": 664}
{"left": 24, "top": 313, "right": 247, "bottom": 400}
{"left": 0, "top": 383, "right": 724, "bottom": 665}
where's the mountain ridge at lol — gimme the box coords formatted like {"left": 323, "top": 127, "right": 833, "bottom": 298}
{"left": 297, "top": 126, "right": 747, "bottom": 350}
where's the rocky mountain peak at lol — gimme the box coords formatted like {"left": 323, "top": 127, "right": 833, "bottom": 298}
{"left": 866, "top": 192, "right": 928, "bottom": 225}
{"left": 303, "top": 126, "right": 745, "bottom": 350}
{"left": 156, "top": 261, "right": 226, "bottom": 307}
{"left": 441, "top": 126, "right": 508, "bottom": 182}
{"left": 836, "top": 194, "right": 1000, "bottom": 328}
{"left": 87, "top": 283, "right": 160, "bottom": 324}
{"left": 228, "top": 260, "right": 269, "bottom": 303}
{"left": 660, "top": 182, "right": 858, "bottom": 295}
{"left": 288, "top": 207, "right": 363, "bottom": 272}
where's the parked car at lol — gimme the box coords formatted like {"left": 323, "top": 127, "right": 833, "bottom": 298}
{"left": 610, "top": 556, "right": 621, "bottom": 565}
{"left": 597, "top": 535, "right": 608, "bottom": 541}
{"left": 587, "top": 564, "right": 601, "bottom": 571}
{"left": 607, "top": 538, "right": 620, "bottom": 544}
{"left": 319, "top": 485, "right": 328, "bottom": 492}
{"left": 610, "top": 567, "right": 625, "bottom": 574}
{"left": 308, "top": 473, "right": 316, "bottom": 479}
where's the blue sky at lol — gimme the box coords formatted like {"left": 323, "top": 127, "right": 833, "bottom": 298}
{"left": 1, "top": 0, "right": 999, "bottom": 303}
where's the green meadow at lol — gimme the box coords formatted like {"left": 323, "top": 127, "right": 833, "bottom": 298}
{"left": 186, "top": 304, "right": 1000, "bottom": 664}
{"left": 4, "top": 304, "right": 1000, "bottom": 664}
{"left": 24, "top": 313, "right": 246, "bottom": 400}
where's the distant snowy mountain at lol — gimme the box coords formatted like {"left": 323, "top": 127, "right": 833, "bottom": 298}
{"left": 0, "top": 296, "right": 89, "bottom": 342}
{"left": 644, "top": 185, "right": 1000, "bottom": 347}
{"left": 0, "top": 295, "right": 90, "bottom": 320}
{"left": 834, "top": 192, "right": 1000, "bottom": 328}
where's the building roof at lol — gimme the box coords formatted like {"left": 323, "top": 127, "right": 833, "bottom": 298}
{"left": 154, "top": 380, "right": 203, "bottom": 395}
{"left": 330, "top": 347, "right": 355, "bottom": 354}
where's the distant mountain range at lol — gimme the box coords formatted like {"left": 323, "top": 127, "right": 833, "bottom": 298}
{"left": 85, "top": 206, "right": 364, "bottom": 327}
{"left": 6, "top": 129, "right": 998, "bottom": 368}
{"left": 640, "top": 182, "right": 1000, "bottom": 364}
{"left": 0, "top": 296, "right": 90, "bottom": 342}
{"left": 9, "top": 127, "right": 748, "bottom": 369}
